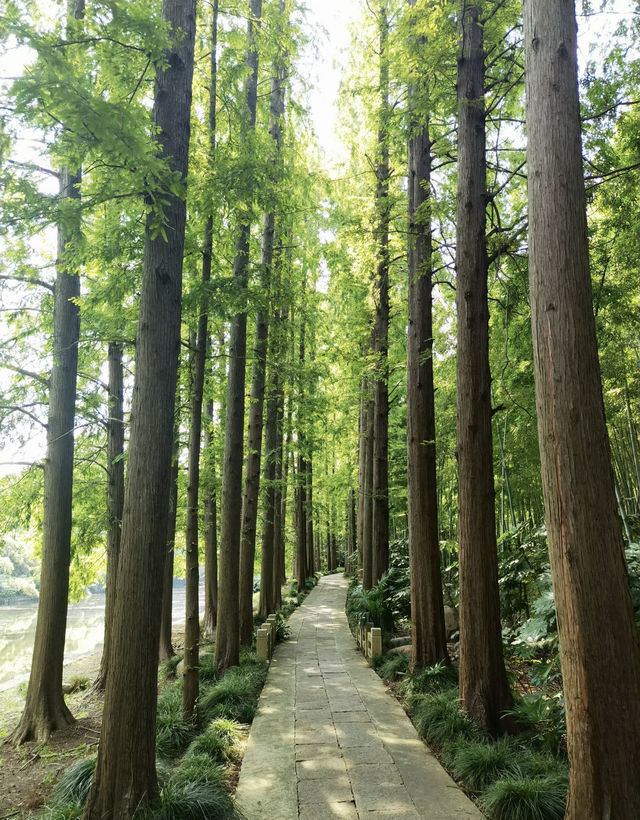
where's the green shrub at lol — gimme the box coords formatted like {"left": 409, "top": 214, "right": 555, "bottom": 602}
{"left": 159, "top": 654, "right": 183, "bottom": 681}
{"left": 135, "top": 781, "right": 238, "bottom": 820}
{"left": 399, "top": 661, "right": 459, "bottom": 696}
{"left": 377, "top": 652, "right": 410, "bottom": 681}
{"left": 481, "top": 773, "right": 567, "bottom": 820}
{"left": 184, "top": 718, "right": 242, "bottom": 763}
{"left": 170, "top": 754, "right": 227, "bottom": 789}
{"left": 199, "top": 661, "right": 267, "bottom": 724}
{"left": 49, "top": 757, "right": 96, "bottom": 808}
{"left": 38, "top": 804, "right": 84, "bottom": 820}
{"left": 156, "top": 684, "right": 195, "bottom": 759}
{"left": 411, "top": 689, "right": 480, "bottom": 748}
{"left": 198, "top": 652, "right": 219, "bottom": 684}
{"left": 451, "top": 738, "right": 525, "bottom": 791}
{"left": 504, "top": 693, "right": 566, "bottom": 756}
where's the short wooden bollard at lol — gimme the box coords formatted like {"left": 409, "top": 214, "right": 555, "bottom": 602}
{"left": 257, "top": 627, "right": 270, "bottom": 661}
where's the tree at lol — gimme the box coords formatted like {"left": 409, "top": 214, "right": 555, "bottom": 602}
{"left": 82, "top": 0, "right": 196, "bottom": 813}
{"left": 11, "top": 0, "right": 85, "bottom": 746}
{"left": 215, "top": 0, "right": 263, "bottom": 672}
{"left": 405, "top": 0, "right": 449, "bottom": 670}
{"left": 455, "top": 1, "right": 513, "bottom": 734}
{"left": 182, "top": 0, "right": 220, "bottom": 720}
{"left": 371, "top": 0, "right": 391, "bottom": 587}
{"left": 92, "top": 342, "right": 125, "bottom": 691}
{"left": 524, "top": 0, "right": 640, "bottom": 814}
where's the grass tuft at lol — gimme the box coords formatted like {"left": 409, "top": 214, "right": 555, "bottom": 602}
{"left": 376, "top": 651, "right": 410, "bottom": 681}
{"left": 198, "top": 652, "right": 219, "bottom": 684}
{"left": 49, "top": 756, "right": 96, "bottom": 807}
{"left": 480, "top": 773, "right": 568, "bottom": 820}
{"left": 135, "top": 781, "right": 239, "bottom": 820}
{"left": 156, "top": 684, "right": 195, "bottom": 760}
{"left": 451, "top": 738, "right": 525, "bottom": 791}
{"left": 400, "top": 661, "right": 459, "bottom": 696}
{"left": 184, "top": 717, "right": 243, "bottom": 763}
{"left": 199, "top": 658, "right": 267, "bottom": 724}
{"left": 159, "top": 654, "right": 183, "bottom": 681}
{"left": 411, "top": 689, "right": 480, "bottom": 748}
{"left": 170, "top": 753, "right": 227, "bottom": 789}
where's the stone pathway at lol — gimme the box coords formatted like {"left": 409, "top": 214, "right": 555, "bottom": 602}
{"left": 235, "top": 575, "right": 483, "bottom": 820}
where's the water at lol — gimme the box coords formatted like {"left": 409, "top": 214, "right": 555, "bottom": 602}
{"left": 0, "top": 581, "right": 204, "bottom": 692}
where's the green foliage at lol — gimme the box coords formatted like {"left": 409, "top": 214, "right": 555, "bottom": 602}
{"left": 156, "top": 684, "right": 195, "bottom": 760}
{"left": 480, "top": 773, "right": 568, "bottom": 820}
{"left": 399, "top": 661, "right": 459, "bottom": 697}
{"left": 504, "top": 694, "right": 566, "bottom": 756}
{"left": 375, "top": 651, "right": 410, "bottom": 681}
{"left": 169, "top": 754, "right": 226, "bottom": 789}
{"left": 450, "top": 738, "right": 524, "bottom": 792}
{"left": 199, "top": 656, "right": 268, "bottom": 725}
{"left": 49, "top": 757, "right": 95, "bottom": 808}
{"left": 411, "top": 689, "right": 480, "bottom": 748}
{"left": 198, "top": 652, "right": 219, "bottom": 684}
{"left": 159, "top": 654, "right": 183, "bottom": 682}
{"left": 135, "top": 781, "right": 238, "bottom": 820}
{"left": 184, "top": 718, "right": 242, "bottom": 764}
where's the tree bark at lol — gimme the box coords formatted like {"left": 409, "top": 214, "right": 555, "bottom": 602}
{"left": 406, "top": 6, "right": 449, "bottom": 669}
{"left": 524, "top": 1, "right": 640, "bottom": 814}
{"left": 455, "top": 2, "right": 513, "bottom": 734}
{"left": 159, "top": 436, "right": 179, "bottom": 663}
{"left": 92, "top": 342, "right": 125, "bottom": 692}
{"left": 11, "top": 0, "right": 84, "bottom": 746}
{"left": 371, "top": 2, "right": 390, "bottom": 587}
{"left": 362, "top": 390, "right": 375, "bottom": 589}
{"left": 82, "top": 0, "right": 196, "bottom": 813}
{"left": 215, "top": 0, "right": 263, "bottom": 672}
{"left": 202, "top": 397, "right": 218, "bottom": 637}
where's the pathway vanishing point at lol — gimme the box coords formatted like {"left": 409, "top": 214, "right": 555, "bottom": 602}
{"left": 235, "top": 574, "right": 484, "bottom": 820}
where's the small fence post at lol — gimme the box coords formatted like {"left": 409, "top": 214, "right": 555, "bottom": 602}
{"left": 257, "top": 627, "right": 270, "bottom": 661}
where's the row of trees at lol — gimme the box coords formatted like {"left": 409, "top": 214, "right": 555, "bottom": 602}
{"left": 1, "top": 0, "right": 639, "bottom": 817}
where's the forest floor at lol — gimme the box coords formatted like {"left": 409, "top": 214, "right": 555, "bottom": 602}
{"left": 0, "top": 651, "right": 104, "bottom": 819}
{"left": 0, "top": 628, "right": 206, "bottom": 820}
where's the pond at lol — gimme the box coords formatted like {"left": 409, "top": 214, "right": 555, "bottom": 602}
{"left": 0, "top": 581, "right": 204, "bottom": 692}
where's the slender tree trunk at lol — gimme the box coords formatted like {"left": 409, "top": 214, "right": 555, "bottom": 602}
{"left": 11, "top": 0, "right": 85, "bottom": 746}
{"left": 275, "top": 387, "right": 290, "bottom": 588}
{"left": 216, "top": 0, "right": 262, "bottom": 672}
{"left": 93, "top": 343, "right": 125, "bottom": 692}
{"left": 524, "top": 1, "right": 640, "bottom": 814}
{"left": 455, "top": 2, "right": 513, "bottom": 734}
{"left": 371, "top": 3, "right": 390, "bottom": 587}
{"left": 199, "top": 0, "right": 220, "bottom": 641}
{"left": 159, "top": 436, "right": 179, "bottom": 663}
{"left": 202, "top": 397, "right": 218, "bottom": 637}
{"left": 357, "top": 386, "right": 367, "bottom": 572}
{"left": 82, "top": 0, "right": 196, "bottom": 814}
{"left": 406, "top": 4, "right": 449, "bottom": 669}
{"left": 362, "top": 391, "right": 375, "bottom": 589}
{"left": 348, "top": 488, "right": 356, "bottom": 573}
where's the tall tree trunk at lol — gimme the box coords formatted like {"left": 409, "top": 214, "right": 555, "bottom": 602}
{"left": 202, "top": 396, "right": 218, "bottom": 637}
{"left": 275, "top": 387, "right": 291, "bottom": 588}
{"left": 406, "top": 1, "right": 449, "bottom": 670}
{"left": 357, "top": 389, "right": 367, "bottom": 572}
{"left": 362, "top": 390, "right": 375, "bottom": 589}
{"left": 12, "top": 0, "right": 84, "bottom": 746}
{"left": 524, "top": 1, "right": 640, "bottom": 814}
{"left": 259, "top": 362, "right": 279, "bottom": 618}
{"left": 371, "top": 2, "right": 390, "bottom": 587}
{"left": 183, "top": 0, "right": 220, "bottom": 714}
{"left": 215, "top": 0, "right": 262, "bottom": 672}
{"left": 82, "top": 0, "right": 196, "bottom": 814}
{"left": 348, "top": 488, "right": 356, "bottom": 573}
{"left": 159, "top": 435, "right": 180, "bottom": 663}
{"left": 455, "top": 2, "right": 513, "bottom": 734}
{"left": 92, "top": 343, "right": 125, "bottom": 692}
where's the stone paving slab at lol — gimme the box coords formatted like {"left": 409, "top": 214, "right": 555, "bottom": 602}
{"left": 235, "top": 575, "right": 484, "bottom": 820}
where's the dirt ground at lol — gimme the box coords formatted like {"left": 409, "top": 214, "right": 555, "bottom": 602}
{"left": 0, "top": 652, "right": 103, "bottom": 819}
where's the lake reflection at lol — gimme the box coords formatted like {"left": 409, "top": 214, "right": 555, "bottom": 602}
{"left": 0, "top": 582, "right": 200, "bottom": 691}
